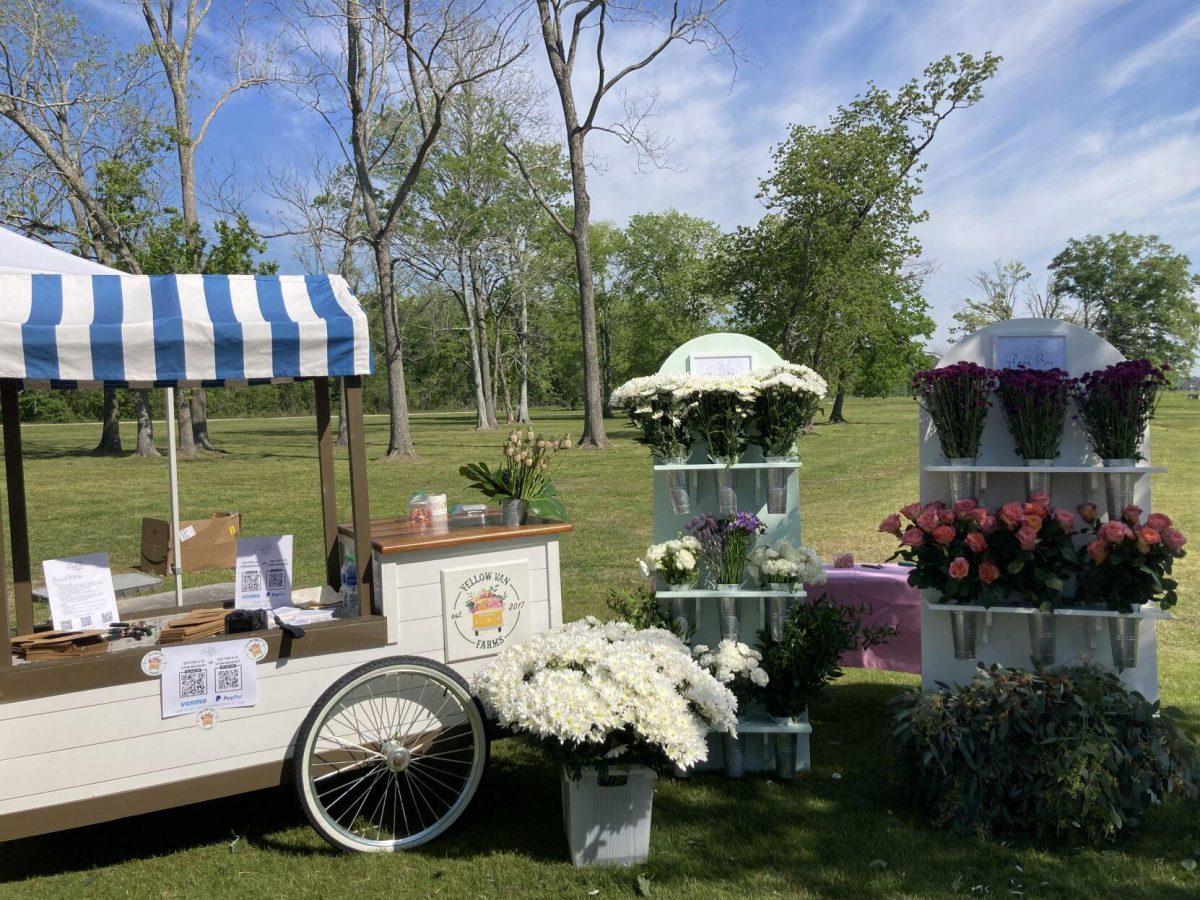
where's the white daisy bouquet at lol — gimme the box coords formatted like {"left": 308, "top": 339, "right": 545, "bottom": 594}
{"left": 473, "top": 618, "right": 737, "bottom": 776}
{"left": 750, "top": 539, "right": 826, "bottom": 588}
{"left": 610, "top": 373, "right": 695, "bottom": 461}
{"left": 752, "top": 362, "right": 827, "bottom": 458}
{"left": 637, "top": 535, "right": 702, "bottom": 587}
{"left": 693, "top": 639, "right": 769, "bottom": 707}
{"left": 675, "top": 374, "right": 758, "bottom": 465}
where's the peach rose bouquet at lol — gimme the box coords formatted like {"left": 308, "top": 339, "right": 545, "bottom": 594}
{"left": 880, "top": 499, "right": 1004, "bottom": 605}
{"left": 1077, "top": 504, "right": 1187, "bottom": 613}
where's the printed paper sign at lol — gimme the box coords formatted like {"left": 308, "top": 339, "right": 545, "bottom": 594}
{"left": 235, "top": 535, "right": 293, "bottom": 610}
{"left": 688, "top": 352, "right": 756, "bottom": 376}
{"left": 42, "top": 553, "right": 120, "bottom": 632}
{"left": 441, "top": 560, "right": 532, "bottom": 663}
{"left": 160, "top": 639, "right": 259, "bottom": 718}
{"left": 993, "top": 335, "right": 1067, "bottom": 371}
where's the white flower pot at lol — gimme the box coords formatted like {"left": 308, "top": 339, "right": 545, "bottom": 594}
{"left": 561, "top": 766, "right": 656, "bottom": 867}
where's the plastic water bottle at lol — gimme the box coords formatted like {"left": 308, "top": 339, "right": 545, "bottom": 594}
{"left": 339, "top": 552, "right": 359, "bottom": 617}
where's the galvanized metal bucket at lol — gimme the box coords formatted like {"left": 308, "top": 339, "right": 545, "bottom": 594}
{"left": 1023, "top": 458, "right": 1055, "bottom": 500}
{"left": 1108, "top": 615, "right": 1140, "bottom": 669}
{"left": 765, "top": 456, "right": 788, "bottom": 513}
{"left": 715, "top": 467, "right": 737, "bottom": 515}
{"left": 1102, "top": 458, "right": 1138, "bottom": 520}
{"left": 718, "top": 592, "right": 740, "bottom": 641}
{"left": 950, "top": 609, "right": 978, "bottom": 660}
{"left": 664, "top": 456, "right": 691, "bottom": 515}
{"left": 721, "top": 732, "right": 746, "bottom": 778}
{"left": 773, "top": 731, "right": 798, "bottom": 778}
{"left": 766, "top": 593, "right": 791, "bottom": 641}
{"left": 1027, "top": 610, "right": 1057, "bottom": 666}
{"left": 665, "top": 593, "right": 693, "bottom": 638}
{"left": 500, "top": 497, "right": 528, "bottom": 527}
{"left": 947, "top": 458, "right": 978, "bottom": 505}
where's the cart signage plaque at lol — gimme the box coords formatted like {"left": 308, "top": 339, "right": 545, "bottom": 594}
{"left": 160, "top": 639, "right": 260, "bottom": 718}
{"left": 441, "top": 560, "right": 532, "bottom": 662}
{"left": 42, "top": 552, "right": 120, "bottom": 632}
{"left": 235, "top": 535, "right": 293, "bottom": 610}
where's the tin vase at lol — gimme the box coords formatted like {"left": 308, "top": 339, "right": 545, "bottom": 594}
{"left": 766, "top": 593, "right": 791, "bottom": 641}
{"left": 718, "top": 592, "right": 740, "bottom": 640}
{"left": 947, "top": 458, "right": 978, "bottom": 505}
{"left": 1108, "top": 615, "right": 1140, "bottom": 669}
{"left": 950, "top": 609, "right": 977, "bottom": 660}
{"left": 663, "top": 456, "right": 691, "bottom": 515}
{"left": 773, "top": 731, "right": 799, "bottom": 778}
{"left": 715, "top": 467, "right": 737, "bottom": 515}
{"left": 765, "top": 456, "right": 788, "bottom": 514}
{"left": 1023, "top": 458, "right": 1055, "bottom": 501}
{"left": 665, "top": 590, "right": 693, "bottom": 637}
{"left": 500, "top": 498, "right": 528, "bottom": 527}
{"left": 721, "top": 732, "right": 746, "bottom": 778}
{"left": 1102, "top": 458, "right": 1137, "bottom": 520}
{"left": 1027, "top": 610, "right": 1057, "bottom": 666}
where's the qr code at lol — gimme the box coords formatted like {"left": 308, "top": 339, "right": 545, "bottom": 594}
{"left": 179, "top": 669, "right": 208, "bottom": 699}
{"left": 216, "top": 663, "right": 242, "bottom": 693}
{"left": 101, "top": 611, "right": 114, "bottom": 624}
{"left": 80, "top": 614, "right": 93, "bottom": 627}
{"left": 240, "top": 569, "right": 262, "bottom": 593}
{"left": 267, "top": 569, "right": 285, "bottom": 592}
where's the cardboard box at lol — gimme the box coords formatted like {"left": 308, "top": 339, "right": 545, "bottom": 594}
{"left": 139, "top": 512, "right": 240, "bottom": 575}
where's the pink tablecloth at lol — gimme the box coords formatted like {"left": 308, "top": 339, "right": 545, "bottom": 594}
{"left": 803, "top": 563, "right": 921, "bottom": 674}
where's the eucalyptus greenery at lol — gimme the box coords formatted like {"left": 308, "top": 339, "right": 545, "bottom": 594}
{"left": 892, "top": 665, "right": 1199, "bottom": 842}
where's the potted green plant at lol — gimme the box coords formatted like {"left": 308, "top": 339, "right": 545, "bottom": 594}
{"left": 460, "top": 429, "right": 571, "bottom": 525}
{"left": 472, "top": 618, "right": 737, "bottom": 866}
{"left": 757, "top": 596, "right": 897, "bottom": 777}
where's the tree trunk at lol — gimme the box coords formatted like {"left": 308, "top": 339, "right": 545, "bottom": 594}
{"left": 134, "top": 390, "right": 158, "bottom": 457}
{"left": 175, "top": 389, "right": 196, "bottom": 458}
{"left": 374, "top": 242, "right": 416, "bottom": 459}
{"left": 93, "top": 386, "right": 123, "bottom": 454}
{"left": 468, "top": 251, "right": 498, "bottom": 428}
{"left": 827, "top": 372, "right": 848, "bottom": 424}
{"left": 191, "top": 388, "right": 218, "bottom": 450}
{"left": 336, "top": 378, "right": 348, "bottom": 446}
{"left": 566, "top": 134, "right": 609, "bottom": 447}
{"left": 498, "top": 359, "right": 515, "bottom": 423}
{"left": 598, "top": 298, "right": 614, "bottom": 419}
{"left": 460, "top": 270, "right": 493, "bottom": 430}
{"left": 518, "top": 288, "right": 530, "bottom": 423}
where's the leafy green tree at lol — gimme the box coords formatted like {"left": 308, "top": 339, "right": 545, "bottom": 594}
{"left": 1048, "top": 233, "right": 1200, "bottom": 370}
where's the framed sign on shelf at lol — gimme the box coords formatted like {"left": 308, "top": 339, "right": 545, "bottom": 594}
{"left": 687, "top": 352, "right": 757, "bottom": 376}
{"left": 992, "top": 334, "right": 1067, "bottom": 371}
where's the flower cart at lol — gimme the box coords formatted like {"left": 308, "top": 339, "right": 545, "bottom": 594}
{"left": 0, "top": 273, "right": 569, "bottom": 851}
{"left": 916, "top": 318, "right": 1169, "bottom": 700}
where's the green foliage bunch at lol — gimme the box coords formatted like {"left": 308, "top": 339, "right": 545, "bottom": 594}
{"left": 459, "top": 429, "right": 571, "bottom": 520}
{"left": 756, "top": 595, "right": 897, "bottom": 719}
{"left": 892, "top": 665, "right": 1198, "bottom": 842}
{"left": 605, "top": 586, "right": 681, "bottom": 636}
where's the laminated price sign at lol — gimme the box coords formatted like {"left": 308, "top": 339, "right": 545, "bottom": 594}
{"left": 159, "top": 639, "right": 260, "bottom": 719}
{"left": 235, "top": 535, "right": 293, "bottom": 610}
{"left": 43, "top": 553, "right": 120, "bottom": 632}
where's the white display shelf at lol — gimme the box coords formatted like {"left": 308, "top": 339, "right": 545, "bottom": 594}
{"left": 709, "top": 712, "right": 812, "bottom": 735}
{"left": 923, "top": 599, "right": 1172, "bottom": 620}
{"left": 656, "top": 588, "right": 807, "bottom": 599}
{"left": 653, "top": 460, "right": 802, "bottom": 471}
{"left": 923, "top": 464, "right": 1166, "bottom": 474}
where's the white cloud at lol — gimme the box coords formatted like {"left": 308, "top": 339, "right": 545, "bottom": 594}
{"left": 1102, "top": 8, "right": 1200, "bottom": 93}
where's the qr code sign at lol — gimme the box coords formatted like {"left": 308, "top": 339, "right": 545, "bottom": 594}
{"left": 179, "top": 668, "right": 208, "bottom": 699}
{"left": 267, "top": 569, "right": 285, "bottom": 592}
{"left": 240, "top": 569, "right": 262, "bottom": 594}
{"left": 216, "top": 663, "right": 242, "bottom": 693}
{"left": 80, "top": 614, "right": 93, "bottom": 627}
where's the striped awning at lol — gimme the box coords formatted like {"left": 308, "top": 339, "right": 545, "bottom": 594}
{"left": 0, "top": 273, "right": 373, "bottom": 388}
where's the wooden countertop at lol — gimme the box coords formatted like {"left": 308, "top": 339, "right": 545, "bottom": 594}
{"left": 338, "top": 512, "right": 572, "bottom": 555}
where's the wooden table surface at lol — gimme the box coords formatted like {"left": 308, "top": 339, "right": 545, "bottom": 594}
{"left": 338, "top": 512, "right": 572, "bottom": 555}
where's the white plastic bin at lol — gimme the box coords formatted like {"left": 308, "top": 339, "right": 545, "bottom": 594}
{"left": 561, "top": 766, "right": 656, "bottom": 867}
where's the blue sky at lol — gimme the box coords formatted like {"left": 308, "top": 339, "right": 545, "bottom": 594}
{"left": 81, "top": 0, "right": 1200, "bottom": 349}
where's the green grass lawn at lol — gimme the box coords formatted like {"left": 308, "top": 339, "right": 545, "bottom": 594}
{"left": 2, "top": 396, "right": 1198, "bottom": 898}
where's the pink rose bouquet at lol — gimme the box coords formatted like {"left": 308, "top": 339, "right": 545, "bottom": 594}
{"left": 984, "top": 492, "right": 1080, "bottom": 609}
{"left": 880, "top": 499, "right": 1004, "bottom": 605}
{"left": 1078, "top": 506, "right": 1186, "bottom": 613}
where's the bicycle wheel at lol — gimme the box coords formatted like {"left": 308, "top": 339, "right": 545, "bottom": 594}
{"left": 294, "top": 656, "right": 488, "bottom": 852}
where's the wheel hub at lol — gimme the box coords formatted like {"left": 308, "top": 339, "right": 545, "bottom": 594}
{"left": 382, "top": 740, "right": 413, "bottom": 773}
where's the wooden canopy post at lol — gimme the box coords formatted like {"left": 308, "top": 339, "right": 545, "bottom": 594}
{"left": 1, "top": 381, "right": 32, "bottom": 636}
{"left": 343, "top": 376, "right": 372, "bottom": 617}
{"left": 0, "top": 462, "right": 9, "bottom": 666}
{"left": 313, "top": 378, "right": 340, "bottom": 591}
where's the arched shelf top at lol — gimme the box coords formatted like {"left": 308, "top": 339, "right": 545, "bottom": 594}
{"left": 935, "top": 318, "right": 1124, "bottom": 377}
{"left": 658, "top": 332, "right": 783, "bottom": 376}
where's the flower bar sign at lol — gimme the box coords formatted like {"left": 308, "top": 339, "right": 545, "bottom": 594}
{"left": 441, "top": 560, "right": 533, "bottom": 662}
{"left": 993, "top": 335, "right": 1067, "bottom": 371}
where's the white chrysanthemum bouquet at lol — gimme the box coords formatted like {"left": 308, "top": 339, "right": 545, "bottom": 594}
{"left": 473, "top": 617, "right": 737, "bottom": 776}
{"left": 637, "top": 536, "right": 702, "bottom": 587}
{"left": 609, "top": 373, "right": 694, "bottom": 461}
{"left": 752, "top": 363, "right": 827, "bottom": 458}
{"left": 675, "top": 374, "right": 759, "bottom": 465}
{"left": 750, "top": 538, "right": 826, "bottom": 589}
{"left": 693, "top": 639, "right": 768, "bottom": 707}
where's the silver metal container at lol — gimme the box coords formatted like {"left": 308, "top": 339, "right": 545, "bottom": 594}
{"left": 1102, "top": 458, "right": 1138, "bottom": 521}
{"left": 947, "top": 457, "right": 978, "bottom": 505}
{"left": 766, "top": 593, "right": 792, "bottom": 641}
{"left": 950, "top": 609, "right": 978, "bottom": 660}
{"left": 773, "top": 731, "right": 799, "bottom": 778}
{"left": 718, "top": 592, "right": 740, "bottom": 640}
{"left": 665, "top": 591, "right": 693, "bottom": 638}
{"left": 1023, "top": 458, "right": 1055, "bottom": 500}
{"left": 1108, "top": 615, "right": 1140, "bottom": 669}
{"left": 715, "top": 467, "right": 737, "bottom": 515}
{"left": 765, "top": 456, "right": 788, "bottom": 514}
{"left": 500, "top": 497, "right": 528, "bottom": 527}
{"left": 1027, "top": 610, "right": 1057, "bottom": 666}
{"left": 664, "top": 456, "right": 691, "bottom": 515}
{"left": 721, "top": 732, "right": 746, "bottom": 778}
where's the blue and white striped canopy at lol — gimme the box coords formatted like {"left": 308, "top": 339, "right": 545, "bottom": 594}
{"left": 0, "top": 273, "right": 373, "bottom": 388}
